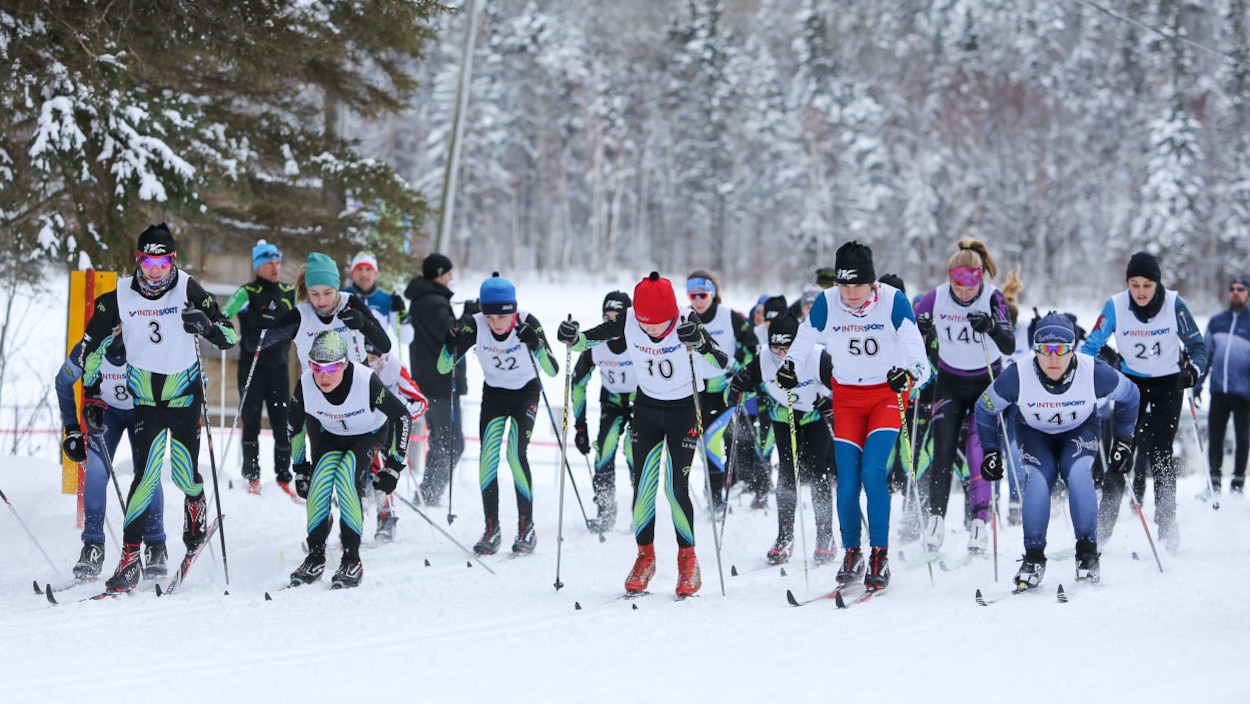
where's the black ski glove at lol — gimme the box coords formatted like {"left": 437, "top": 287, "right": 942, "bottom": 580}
{"left": 729, "top": 370, "right": 755, "bottom": 395}
{"left": 980, "top": 450, "right": 1004, "bottom": 482}
{"left": 293, "top": 462, "right": 313, "bottom": 499}
{"left": 516, "top": 323, "right": 541, "bottom": 351}
{"left": 775, "top": 359, "right": 799, "bottom": 390}
{"left": 676, "top": 318, "right": 703, "bottom": 348}
{"left": 83, "top": 398, "right": 106, "bottom": 434}
{"left": 574, "top": 422, "right": 590, "bottom": 456}
{"left": 815, "top": 395, "right": 834, "bottom": 423}
{"left": 557, "top": 319, "right": 580, "bottom": 345}
{"left": 181, "top": 308, "right": 213, "bottom": 336}
{"left": 443, "top": 326, "right": 460, "bottom": 357}
{"left": 1109, "top": 437, "right": 1135, "bottom": 474}
{"left": 63, "top": 426, "right": 87, "bottom": 463}
{"left": 462, "top": 298, "right": 481, "bottom": 317}
{"left": 337, "top": 307, "right": 366, "bottom": 331}
{"left": 886, "top": 367, "right": 912, "bottom": 393}
{"left": 915, "top": 313, "right": 935, "bottom": 338}
{"left": 1178, "top": 362, "right": 1200, "bottom": 390}
{"left": 967, "top": 311, "right": 995, "bottom": 334}
{"left": 373, "top": 459, "right": 403, "bottom": 494}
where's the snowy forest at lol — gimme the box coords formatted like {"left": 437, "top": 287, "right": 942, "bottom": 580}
{"left": 5, "top": 0, "right": 1250, "bottom": 300}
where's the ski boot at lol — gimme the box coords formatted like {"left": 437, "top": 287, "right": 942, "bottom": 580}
{"left": 182, "top": 493, "right": 209, "bottom": 553}
{"left": 813, "top": 525, "right": 837, "bottom": 565}
{"left": 73, "top": 540, "right": 105, "bottom": 580}
{"left": 290, "top": 546, "right": 326, "bottom": 586}
{"left": 1075, "top": 539, "right": 1100, "bottom": 583}
{"left": 1233, "top": 476, "right": 1245, "bottom": 494}
{"left": 104, "top": 543, "right": 143, "bottom": 593}
{"left": 676, "top": 546, "right": 702, "bottom": 597}
{"left": 589, "top": 479, "right": 617, "bottom": 533}
{"left": 750, "top": 485, "right": 770, "bottom": 511}
{"left": 923, "top": 514, "right": 944, "bottom": 553}
{"left": 625, "top": 544, "right": 656, "bottom": 593}
{"left": 143, "top": 541, "right": 169, "bottom": 579}
{"left": 331, "top": 551, "right": 363, "bottom": 589}
{"left": 836, "top": 547, "right": 865, "bottom": 584}
{"left": 766, "top": 530, "right": 793, "bottom": 566}
{"left": 967, "top": 518, "right": 989, "bottom": 555}
{"left": 473, "top": 519, "right": 502, "bottom": 556}
{"left": 512, "top": 518, "right": 537, "bottom": 555}
{"left": 243, "top": 443, "right": 262, "bottom": 494}
{"left": 375, "top": 511, "right": 398, "bottom": 544}
{"left": 865, "top": 547, "right": 890, "bottom": 590}
{"left": 1013, "top": 548, "right": 1047, "bottom": 590}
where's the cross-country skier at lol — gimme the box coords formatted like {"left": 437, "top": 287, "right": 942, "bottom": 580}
{"left": 569, "top": 291, "right": 637, "bottom": 533}
{"left": 785, "top": 242, "right": 930, "bottom": 590}
{"left": 56, "top": 336, "right": 167, "bottom": 580}
{"left": 220, "top": 240, "right": 297, "bottom": 495}
{"left": 975, "top": 312, "right": 1140, "bottom": 588}
{"left": 439, "top": 273, "right": 558, "bottom": 556}
{"left": 287, "top": 331, "right": 411, "bottom": 588}
{"left": 913, "top": 239, "right": 1016, "bottom": 557}
{"left": 558, "top": 272, "right": 730, "bottom": 597}
{"left": 79, "top": 224, "right": 239, "bottom": 593}
{"left": 364, "top": 339, "right": 428, "bottom": 542}
{"left": 730, "top": 312, "right": 836, "bottom": 565}
{"left": 1198, "top": 275, "right": 1250, "bottom": 494}
{"left": 1082, "top": 252, "right": 1207, "bottom": 550}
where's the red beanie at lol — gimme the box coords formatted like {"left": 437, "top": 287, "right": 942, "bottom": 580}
{"left": 633, "top": 271, "right": 679, "bottom": 324}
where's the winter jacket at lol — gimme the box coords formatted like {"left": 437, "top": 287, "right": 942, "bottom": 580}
{"left": 1200, "top": 308, "right": 1250, "bottom": 400}
{"left": 405, "top": 276, "right": 467, "bottom": 397}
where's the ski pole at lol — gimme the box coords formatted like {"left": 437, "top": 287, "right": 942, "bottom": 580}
{"left": 785, "top": 388, "right": 810, "bottom": 589}
{"left": 193, "top": 331, "right": 231, "bottom": 590}
{"left": 220, "top": 329, "right": 267, "bottom": 479}
{"left": 0, "top": 487, "right": 59, "bottom": 575}
{"left": 718, "top": 403, "right": 745, "bottom": 548}
{"left": 897, "top": 390, "right": 934, "bottom": 586}
{"left": 552, "top": 315, "right": 575, "bottom": 590}
{"left": 981, "top": 339, "right": 1018, "bottom": 583}
{"left": 528, "top": 349, "right": 596, "bottom": 538}
{"left": 85, "top": 433, "right": 126, "bottom": 556}
{"left": 688, "top": 348, "right": 727, "bottom": 597}
{"left": 1185, "top": 389, "right": 1219, "bottom": 511}
{"left": 394, "top": 495, "right": 496, "bottom": 574}
{"left": 447, "top": 358, "right": 458, "bottom": 525}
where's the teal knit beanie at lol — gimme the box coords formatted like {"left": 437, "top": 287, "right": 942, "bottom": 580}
{"left": 305, "top": 252, "right": 340, "bottom": 290}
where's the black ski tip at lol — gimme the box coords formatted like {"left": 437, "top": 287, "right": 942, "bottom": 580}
{"left": 466, "top": 560, "right": 472, "bottom": 568}
{"left": 835, "top": 591, "right": 847, "bottom": 609}
{"left": 228, "top": 479, "right": 233, "bottom": 490}
{"left": 975, "top": 588, "right": 987, "bottom": 606}
{"left": 554, "top": 580, "right": 564, "bottom": 592}
{"left": 631, "top": 603, "right": 638, "bottom": 610}
{"left": 223, "top": 589, "right": 230, "bottom": 597}
{"left": 1132, "top": 551, "right": 1140, "bottom": 561}
{"left": 424, "top": 558, "right": 431, "bottom": 567}
{"left": 785, "top": 589, "right": 800, "bottom": 607}
{"left": 265, "top": 591, "right": 273, "bottom": 601}
{"left": 574, "top": 601, "right": 582, "bottom": 611}
{"left": 598, "top": 533, "right": 606, "bottom": 543}
{"left": 780, "top": 567, "right": 787, "bottom": 577}
{"left": 1056, "top": 584, "right": 1067, "bottom": 604}
{"left": 33, "top": 579, "right": 43, "bottom": 595}
{"left": 155, "top": 583, "right": 164, "bottom": 597}
{"left": 731, "top": 565, "right": 739, "bottom": 577}
{"left": 45, "top": 584, "right": 57, "bottom": 605}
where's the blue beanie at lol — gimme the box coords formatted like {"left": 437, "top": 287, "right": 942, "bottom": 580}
{"left": 253, "top": 240, "right": 281, "bottom": 270}
{"left": 480, "top": 272, "right": 517, "bottom": 315}
{"left": 305, "top": 252, "right": 341, "bottom": 290}
{"left": 1033, "top": 312, "right": 1076, "bottom": 345}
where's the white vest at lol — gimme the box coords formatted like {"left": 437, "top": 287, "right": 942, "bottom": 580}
{"left": 473, "top": 311, "right": 538, "bottom": 390}
{"left": 1017, "top": 353, "right": 1098, "bottom": 434}
{"left": 683, "top": 304, "right": 733, "bottom": 382}
{"left": 824, "top": 284, "right": 907, "bottom": 386}
{"left": 294, "top": 295, "right": 367, "bottom": 371}
{"left": 760, "top": 348, "right": 822, "bottom": 412}
{"left": 116, "top": 275, "right": 198, "bottom": 375}
{"left": 1112, "top": 290, "right": 1182, "bottom": 377}
{"left": 100, "top": 357, "right": 134, "bottom": 411}
{"left": 623, "top": 309, "right": 694, "bottom": 401}
{"left": 592, "top": 343, "right": 637, "bottom": 394}
{"left": 301, "top": 363, "right": 387, "bottom": 437}
{"left": 933, "top": 282, "right": 1000, "bottom": 371}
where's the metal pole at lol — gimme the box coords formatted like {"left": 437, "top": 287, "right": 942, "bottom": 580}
{"left": 434, "top": 0, "right": 482, "bottom": 252}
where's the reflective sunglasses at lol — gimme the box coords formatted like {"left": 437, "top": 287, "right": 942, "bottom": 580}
{"left": 1230, "top": 285, "right": 1248, "bottom": 293}
{"left": 689, "top": 292, "right": 711, "bottom": 301}
{"left": 1033, "top": 343, "right": 1073, "bottom": 357}
{"left": 138, "top": 254, "right": 174, "bottom": 269}
{"left": 309, "top": 360, "right": 347, "bottom": 375}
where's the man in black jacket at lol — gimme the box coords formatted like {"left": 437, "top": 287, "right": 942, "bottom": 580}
{"left": 405, "top": 253, "right": 468, "bottom": 505}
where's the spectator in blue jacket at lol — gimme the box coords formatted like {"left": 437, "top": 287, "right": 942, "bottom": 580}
{"left": 1199, "top": 275, "right": 1250, "bottom": 494}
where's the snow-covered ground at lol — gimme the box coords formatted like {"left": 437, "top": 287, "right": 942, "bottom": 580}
{"left": 0, "top": 271, "right": 1244, "bottom": 702}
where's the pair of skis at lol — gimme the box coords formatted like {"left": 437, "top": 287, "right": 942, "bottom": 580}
{"left": 974, "top": 582, "right": 1073, "bottom": 605}
{"left": 786, "top": 583, "right": 884, "bottom": 609}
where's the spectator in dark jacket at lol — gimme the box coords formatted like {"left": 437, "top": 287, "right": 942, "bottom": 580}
{"left": 1200, "top": 275, "right": 1250, "bottom": 493}
{"left": 405, "top": 253, "right": 468, "bottom": 505}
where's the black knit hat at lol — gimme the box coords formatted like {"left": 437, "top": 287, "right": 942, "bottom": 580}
{"left": 423, "top": 253, "right": 453, "bottom": 280}
{"left": 879, "top": 273, "right": 906, "bottom": 296}
{"left": 136, "top": 223, "right": 176, "bottom": 257}
{"left": 763, "top": 296, "right": 788, "bottom": 321}
{"left": 834, "top": 241, "right": 875, "bottom": 285}
{"left": 1126, "top": 251, "right": 1161, "bottom": 284}
{"left": 768, "top": 313, "right": 800, "bottom": 347}
{"left": 603, "top": 290, "right": 631, "bottom": 314}
{"left": 815, "top": 267, "right": 837, "bottom": 288}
